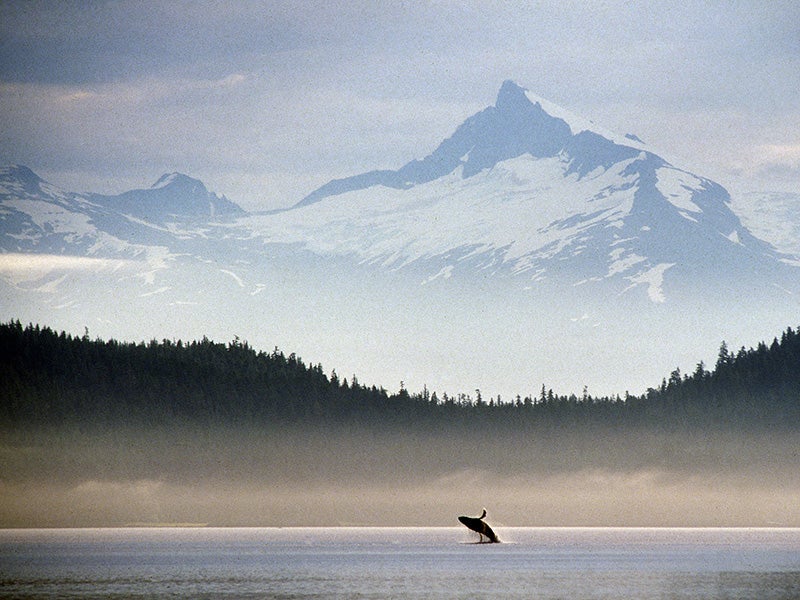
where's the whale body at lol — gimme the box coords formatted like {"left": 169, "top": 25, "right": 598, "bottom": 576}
{"left": 458, "top": 509, "right": 500, "bottom": 543}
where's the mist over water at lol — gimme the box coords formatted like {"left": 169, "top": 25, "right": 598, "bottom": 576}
{"left": 2, "top": 423, "right": 798, "bottom": 527}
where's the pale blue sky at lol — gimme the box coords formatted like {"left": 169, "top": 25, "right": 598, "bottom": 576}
{"left": 1, "top": 1, "right": 798, "bottom": 210}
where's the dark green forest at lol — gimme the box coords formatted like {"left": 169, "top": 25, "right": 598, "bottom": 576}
{"left": 1, "top": 319, "right": 799, "bottom": 432}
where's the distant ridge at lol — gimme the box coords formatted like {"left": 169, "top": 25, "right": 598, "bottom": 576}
{"left": 88, "top": 172, "right": 245, "bottom": 221}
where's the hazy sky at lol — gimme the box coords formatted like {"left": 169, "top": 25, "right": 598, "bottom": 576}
{"left": 1, "top": 1, "right": 798, "bottom": 210}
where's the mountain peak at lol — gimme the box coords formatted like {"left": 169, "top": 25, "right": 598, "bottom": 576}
{"left": 0, "top": 164, "right": 50, "bottom": 196}
{"left": 295, "top": 80, "right": 653, "bottom": 208}
{"left": 495, "top": 80, "right": 530, "bottom": 112}
{"left": 1, "top": 164, "right": 41, "bottom": 181}
{"left": 151, "top": 172, "right": 204, "bottom": 191}
{"left": 295, "top": 81, "right": 579, "bottom": 208}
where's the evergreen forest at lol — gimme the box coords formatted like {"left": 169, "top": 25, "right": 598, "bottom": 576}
{"left": 2, "top": 320, "right": 799, "bottom": 433}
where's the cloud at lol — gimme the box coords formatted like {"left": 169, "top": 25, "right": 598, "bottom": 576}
{"left": 0, "top": 1, "right": 300, "bottom": 85}
{"left": 730, "top": 143, "right": 800, "bottom": 190}
{"left": 757, "top": 144, "right": 800, "bottom": 167}
{"left": 0, "top": 1, "right": 431, "bottom": 85}
{"left": 0, "top": 253, "right": 134, "bottom": 285}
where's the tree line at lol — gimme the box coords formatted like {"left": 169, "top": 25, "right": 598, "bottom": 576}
{"left": 1, "top": 320, "right": 798, "bottom": 432}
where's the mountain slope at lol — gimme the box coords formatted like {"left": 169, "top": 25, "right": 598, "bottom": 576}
{"left": 0, "top": 164, "right": 141, "bottom": 256}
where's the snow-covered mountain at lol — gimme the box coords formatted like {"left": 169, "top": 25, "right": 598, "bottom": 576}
{"left": 1, "top": 81, "right": 799, "bottom": 398}
{"left": 0, "top": 165, "right": 245, "bottom": 257}
{"left": 251, "top": 80, "right": 798, "bottom": 304}
{"left": 0, "top": 165, "right": 252, "bottom": 276}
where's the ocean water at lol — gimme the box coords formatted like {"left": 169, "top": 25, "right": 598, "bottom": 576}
{"left": 1, "top": 527, "right": 799, "bottom": 599}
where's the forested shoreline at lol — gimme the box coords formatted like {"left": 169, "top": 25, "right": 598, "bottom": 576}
{"left": 2, "top": 320, "right": 798, "bottom": 432}
{"left": 2, "top": 319, "right": 800, "bottom": 528}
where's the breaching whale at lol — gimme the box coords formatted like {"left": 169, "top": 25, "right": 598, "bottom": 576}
{"left": 458, "top": 508, "right": 500, "bottom": 543}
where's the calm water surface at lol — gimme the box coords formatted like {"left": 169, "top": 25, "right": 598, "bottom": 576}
{"left": 1, "top": 527, "right": 799, "bottom": 599}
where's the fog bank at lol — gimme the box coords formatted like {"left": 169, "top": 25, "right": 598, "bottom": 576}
{"left": 2, "top": 425, "right": 798, "bottom": 527}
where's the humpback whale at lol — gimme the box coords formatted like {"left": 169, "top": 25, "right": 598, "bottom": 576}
{"left": 458, "top": 509, "right": 500, "bottom": 543}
